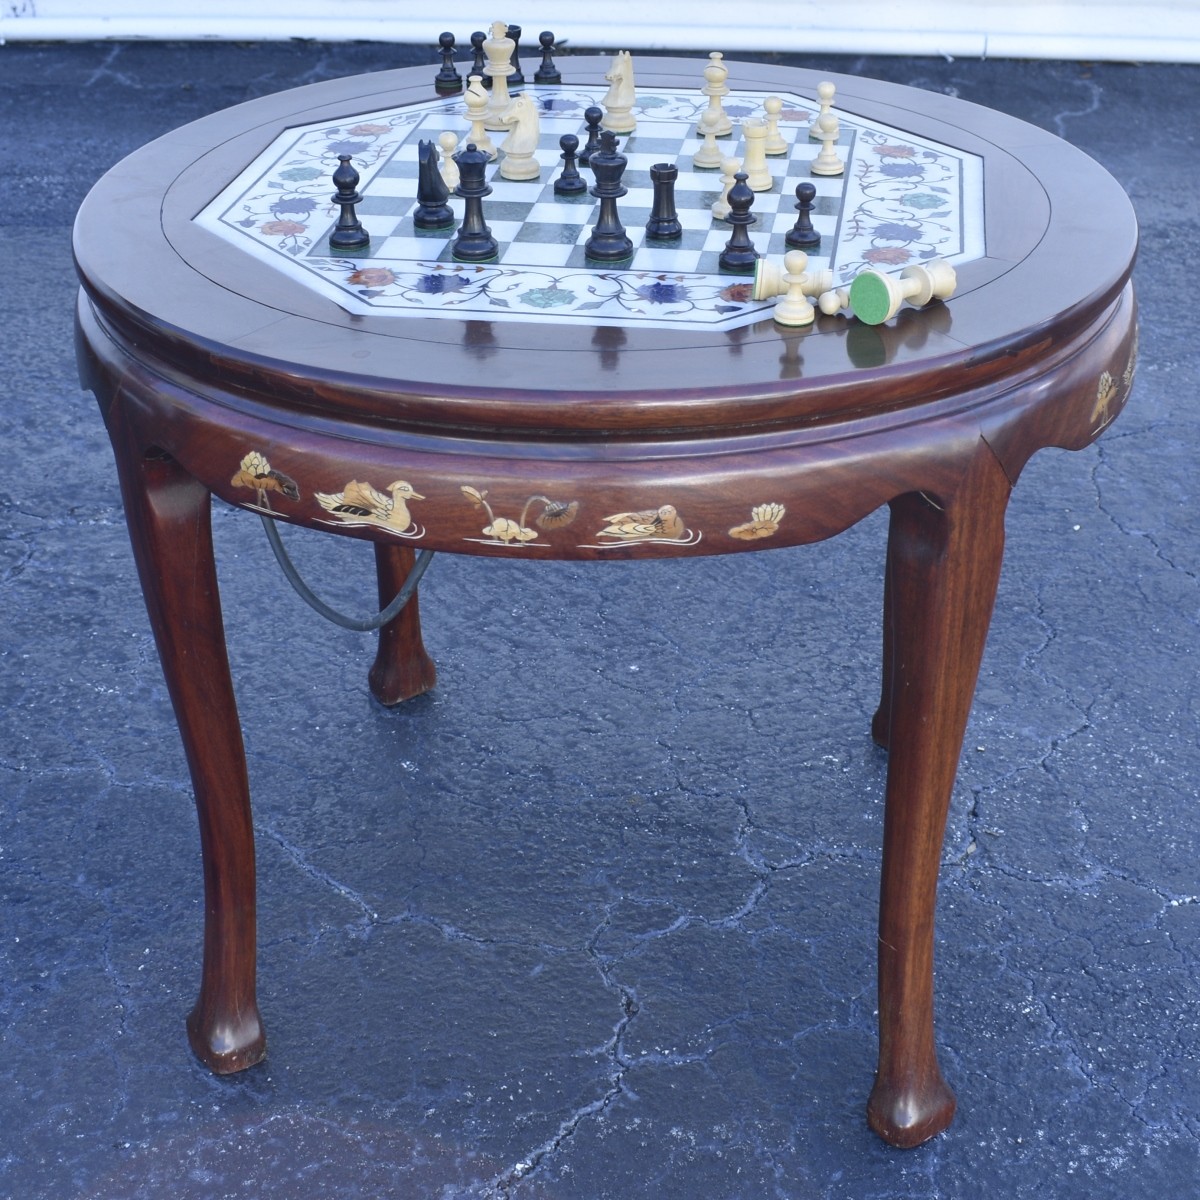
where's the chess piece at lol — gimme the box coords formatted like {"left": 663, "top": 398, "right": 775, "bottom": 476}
{"left": 810, "top": 113, "right": 844, "bottom": 176}
{"left": 848, "top": 258, "right": 957, "bottom": 324}
{"left": 463, "top": 75, "right": 497, "bottom": 159}
{"left": 451, "top": 143, "right": 499, "bottom": 261}
{"left": 711, "top": 156, "right": 740, "bottom": 220}
{"left": 701, "top": 52, "right": 733, "bottom": 137}
{"left": 434, "top": 32, "right": 462, "bottom": 93}
{"left": 718, "top": 172, "right": 759, "bottom": 272}
{"left": 645, "top": 163, "right": 682, "bottom": 240}
{"left": 497, "top": 92, "right": 541, "bottom": 181}
{"left": 692, "top": 109, "right": 724, "bottom": 170}
{"left": 483, "top": 22, "right": 516, "bottom": 129}
{"left": 579, "top": 106, "right": 604, "bottom": 165}
{"left": 554, "top": 134, "right": 587, "bottom": 194}
{"left": 740, "top": 118, "right": 772, "bottom": 191}
{"left": 785, "top": 181, "right": 821, "bottom": 248}
{"left": 601, "top": 50, "right": 637, "bottom": 134}
{"left": 752, "top": 250, "right": 816, "bottom": 326}
{"left": 763, "top": 96, "right": 788, "bottom": 154}
{"left": 438, "top": 131, "right": 460, "bottom": 189}
{"left": 818, "top": 286, "right": 852, "bottom": 316}
{"left": 506, "top": 24, "right": 525, "bottom": 88}
{"left": 809, "top": 80, "right": 837, "bottom": 140}
{"left": 469, "top": 31, "right": 488, "bottom": 85}
{"left": 328, "top": 155, "right": 369, "bottom": 250}
{"left": 584, "top": 130, "right": 633, "bottom": 261}
{"left": 533, "top": 31, "right": 561, "bottom": 84}
{"left": 413, "top": 139, "right": 454, "bottom": 229}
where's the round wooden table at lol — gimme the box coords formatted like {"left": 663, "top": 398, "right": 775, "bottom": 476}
{"left": 74, "top": 57, "right": 1137, "bottom": 1148}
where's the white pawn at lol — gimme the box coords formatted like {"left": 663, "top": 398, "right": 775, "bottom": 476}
{"left": 818, "top": 285, "right": 852, "bottom": 316}
{"left": 763, "top": 96, "right": 788, "bottom": 155}
{"left": 463, "top": 75, "right": 497, "bottom": 160}
{"left": 711, "top": 156, "right": 741, "bottom": 219}
{"left": 701, "top": 51, "right": 733, "bottom": 137}
{"left": 692, "top": 109, "right": 724, "bottom": 169}
{"left": 809, "top": 80, "right": 837, "bottom": 141}
{"left": 438, "top": 131, "right": 460, "bottom": 189}
{"left": 810, "top": 113, "right": 844, "bottom": 176}
{"left": 740, "top": 119, "right": 772, "bottom": 191}
{"left": 601, "top": 49, "right": 637, "bottom": 133}
{"left": 752, "top": 250, "right": 816, "bottom": 327}
{"left": 848, "top": 258, "right": 957, "bottom": 325}
{"left": 483, "top": 21, "right": 515, "bottom": 130}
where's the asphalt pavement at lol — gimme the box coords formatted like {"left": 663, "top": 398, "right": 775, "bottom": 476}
{"left": 1, "top": 38, "right": 1197, "bottom": 1200}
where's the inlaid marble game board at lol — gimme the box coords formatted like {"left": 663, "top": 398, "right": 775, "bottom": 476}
{"left": 196, "top": 80, "right": 985, "bottom": 331}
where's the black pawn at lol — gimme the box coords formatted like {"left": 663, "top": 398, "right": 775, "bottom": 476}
{"left": 534, "top": 31, "right": 562, "bottom": 84}
{"left": 645, "top": 162, "right": 682, "bottom": 240}
{"left": 329, "top": 155, "right": 369, "bottom": 250}
{"left": 452, "top": 143, "right": 499, "bottom": 262}
{"left": 506, "top": 25, "right": 525, "bottom": 88}
{"left": 434, "top": 32, "right": 462, "bottom": 93}
{"left": 470, "top": 31, "right": 489, "bottom": 87}
{"left": 554, "top": 134, "right": 587, "bottom": 195}
{"left": 785, "top": 181, "right": 821, "bottom": 248}
{"left": 579, "top": 106, "right": 603, "bottom": 165}
{"left": 584, "top": 131, "right": 633, "bottom": 261}
{"left": 718, "top": 172, "right": 759, "bottom": 272}
{"left": 413, "top": 139, "right": 454, "bottom": 230}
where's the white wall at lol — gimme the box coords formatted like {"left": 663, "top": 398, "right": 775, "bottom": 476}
{"left": 2, "top": 0, "right": 1198, "bottom": 62}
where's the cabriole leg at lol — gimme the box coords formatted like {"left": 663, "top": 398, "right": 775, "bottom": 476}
{"left": 867, "top": 446, "right": 1011, "bottom": 1147}
{"left": 108, "top": 418, "right": 265, "bottom": 1074}
{"left": 368, "top": 543, "right": 437, "bottom": 705}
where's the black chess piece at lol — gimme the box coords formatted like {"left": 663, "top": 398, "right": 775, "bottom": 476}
{"left": 645, "top": 162, "right": 682, "bottom": 240}
{"left": 719, "top": 172, "right": 759, "bottom": 272}
{"left": 452, "top": 143, "right": 499, "bottom": 262}
{"left": 506, "top": 25, "right": 525, "bottom": 88}
{"left": 469, "top": 31, "right": 489, "bottom": 87}
{"left": 579, "top": 106, "right": 603, "bottom": 166}
{"left": 328, "top": 154, "right": 369, "bottom": 250}
{"left": 434, "top": 32, "right": 462, "bottom": 93}
{"left": 554, "top": 134, "right": 587, "bottom": 195}
{"left": 584, "top": 131, "right": 633, "bottom": 261}
{"left": 785, "top": 180, "right": 821, "bottom": 248}
{"left": 533, "top": 31, "right": 562, "bottom": 84}
{"left": 413, "top": 140, "right": 454, "bottom": 229}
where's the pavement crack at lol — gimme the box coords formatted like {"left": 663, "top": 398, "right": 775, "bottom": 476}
{"left": 1051, "top": 78, "right": 1104, "bottom": 140}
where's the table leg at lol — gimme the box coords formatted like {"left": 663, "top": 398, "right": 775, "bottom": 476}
{"left": 368, "top": 544, "right": 437, "bottom": 705}
{"left": 866, "top": 445, "right": 1011, "bottom": 1147}
{"left": 108, "top": 421, "right": 266, "bottom": 1075}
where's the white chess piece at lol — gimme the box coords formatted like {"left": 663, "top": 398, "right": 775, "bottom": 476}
{"left": 818, "top": 286, "right": 852, "bottom": 316}
{"left": 848, "top": 259, "right": 957, "bottom": 324}
{"left": 701, "top": 51, "right": 733, "bottom": 137}
{"left": 463, "top": 75, "right": 497, "bottom": 160}
{"left": 810, "top": 113, "right": 844, "bottom": 176}
{"left": 763, "top": 96, "right": 788, "bottom": 155}
{"left": 497, "top": 92, "right": 541, "bottom": 181}
{"left": 601, "top": 50, "right": 637, "bottom": 133}
{"left": 809, "top": 80, "right": 837, "bottom": 141}
{"left": 438, "top": 131, "right": 460, "bottom": 188}
{"left": 740, "top": 119, "right": 772, "bottom": 191}
{"left": 752, "top": 250, "right": 816, "bottom": 327}
{"left": 692, "top": 109, "right": 724, "bottom": 169}
{"left": 711, "top": 156, "right": 741, "bottom": 219}
{"left": 483, "top": 21, "right": 515, "bottom": 130}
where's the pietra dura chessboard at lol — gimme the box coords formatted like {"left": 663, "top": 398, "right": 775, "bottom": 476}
{"left": 196, "top": 81, "right": 984, "bottom": 331}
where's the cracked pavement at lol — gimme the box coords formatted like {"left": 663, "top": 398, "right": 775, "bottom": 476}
{"left": 1, "top": 40, "right": 1197, "bottom": 1200}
